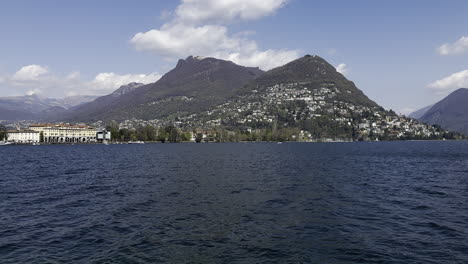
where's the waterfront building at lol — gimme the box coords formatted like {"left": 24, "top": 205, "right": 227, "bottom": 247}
{"left": 96, "top": 131, "right": 111, "bottom": 142}
{"left": 29, "top": 124, "right": 98, "bottom": 143}
{"left": 7, "top": 130, "right": 40, "bottom": 143}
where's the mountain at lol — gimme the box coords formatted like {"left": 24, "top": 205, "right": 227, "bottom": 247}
{"left": 66, "top": 56, "right": 264, "bottom": 121}
{"left": 409, "top": 104, "right": 434, "bottom": 119}
{"left": 237, "top": 55, "right": 378, "bottom": 107}
{"left": 62, "top": 82, "right": 146, "bottom": 121}
{"left": 110, "top": 82, "right": 145, "bottom": 97}
{"left": 57, "top": 54, "right": 455, "bottom": 141}
{"left": 419, "top": 88, "right": 468, "bottom": 135}
{"left": 167, "top": 55, "right": 450, "bottom": 141}
{"left": 55, "top": 95, "right": 99, "bottom": 108}
{"left": 0, "top": 94, "right": 97, "bottom": 120}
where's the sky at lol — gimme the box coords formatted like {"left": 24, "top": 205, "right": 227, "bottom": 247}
{"left": 1, "top": 0, "right": 468, "bottom": 114}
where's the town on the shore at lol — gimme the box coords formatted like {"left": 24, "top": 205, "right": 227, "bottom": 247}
{"left": 1, "top": 83, "right": 465, "bottom": 144}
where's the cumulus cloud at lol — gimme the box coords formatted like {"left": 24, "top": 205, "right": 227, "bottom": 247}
{"left": 26, "top": 88, "right": 42, "bottom": 96}
{"left": 0, "top": 64, "right": 161, "bottom": 98}
{"left": 438, "top": 36, "right": 468, "bottom": 55}
{"left": 131, "top": 0, "right": 299, "bottom": 70}
{"left": 428, "top": 69, "right": 468, "bottom": 93}
{"left": 174, "top": 0, "right": 288, "bottom": 24}
{"left": 12, "top": 65, "right": 49, "bottom": 81}
{"left": 336, "top": 63, "right": 348, "bottom": 75}
{"left": 132, "top": 24, "right": 237, "bottom": 58}
{"left": 89, "top": 72, "right": 161, "bottom": 93}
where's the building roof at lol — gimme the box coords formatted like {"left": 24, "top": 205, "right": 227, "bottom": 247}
{"left": 29, "top": 124, "right": 95, "bottom": 129}
{"left": 7, "top": 130, "right": 39, "bottom": 133}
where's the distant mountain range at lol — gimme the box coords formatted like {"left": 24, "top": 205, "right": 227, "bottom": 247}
{"left": 409, "top": 104, "right": 434, "bottom": 119}
{"left": 411, "top": 88, "right": 468, "bottom": 136}
{"left": 0, "top": 94, "right": 97, "bottom": 120}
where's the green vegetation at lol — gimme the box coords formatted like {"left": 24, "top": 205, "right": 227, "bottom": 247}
{"left": 103, "top": 123, "right": 190, "bottom": 143}
{"left": 0, "top": 125, "right": 7, "bottom": 141}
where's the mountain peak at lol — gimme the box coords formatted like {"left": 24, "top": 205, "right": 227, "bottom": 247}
{"left": 243, "top": 54, "right": 378, "bottom": 108}
{"left": 111, "top": 82, "right": 144, "bottom": 97}
{"left": 167, "top": 56, "right": 264, "bottom": 86}
{"left": 450, "top": 88, "right": 468, "bottom": 95}
{"left": 254, "top": 54, "right": 344, "bottom": 85}
{"left": 176, "top": 55, "right": 212, "bottom": 68}
{"left": 185, "top": 55, "right": 207, "bottom": 61}
{"left": 420, "top": 87, "right": 468, "bottom": 135}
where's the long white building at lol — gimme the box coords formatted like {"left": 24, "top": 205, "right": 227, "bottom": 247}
{"left": 29, "top": 124, "right": 98, "bottom": 143}
{"left": 7, "top": 130, "right": 40, "bottom": 143}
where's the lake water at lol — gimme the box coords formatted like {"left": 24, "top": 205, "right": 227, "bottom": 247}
{"left": 0, "top": 142, "right": 467, "bottom": 263}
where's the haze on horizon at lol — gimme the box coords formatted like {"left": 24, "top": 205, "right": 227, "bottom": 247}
{"left": 1, "top": 0, "right": 468, "bottom": 114}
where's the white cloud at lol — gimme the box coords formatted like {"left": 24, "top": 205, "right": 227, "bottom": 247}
{"left": 89, "top": 72, "right": 161, "bottom": 93}
{"left": 130, "top": 0, "right": 299, "bottom": 70}
{"left": 1, "top": 64, "right": 161, "bottom": 98}
{"left": 26, "top": 88, "right": 42, "bottom": 96}
{"left": 336, "top": 63, "right": 348, "bottom": 75}
{"left": 428, "top": 69, "right": 468, "bottom": 92}
{"left": 438, "top": 36, "right": 468, "bottom": 55}
{"left": 175, "top": 0, "right": 288, "bottom": 24}
{"left": 132, "top": 24, "right": 237, "bottom": 58}
{"left": 12, "top": 65, "right": 49, "bottom": 81}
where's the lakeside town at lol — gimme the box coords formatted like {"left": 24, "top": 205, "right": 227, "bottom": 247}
{"left": 1, "top": 81, "right": 464, "bottom": 145}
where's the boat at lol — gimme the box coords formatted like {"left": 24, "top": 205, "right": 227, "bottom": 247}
{"left": 0, "top": 141, "right": 12, "bottom": 146}
{"left": 128, "top": 141, "right": 145, "bottom": 144}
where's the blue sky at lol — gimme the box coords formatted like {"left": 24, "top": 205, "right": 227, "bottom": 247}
{"left": 1, "top": 0, "right": 468, "bottom": 114}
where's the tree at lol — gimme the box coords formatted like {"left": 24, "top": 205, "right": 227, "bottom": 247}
{"left": 195, "top": 133, "right": 203, "bottom": 143}
{"left": 166, "top": 125, "right": 181, "bottom": 143}
{"left": 157, "top": 127, "right": 167, "bottom": 143}
{"left": 136, "top": 128, "right": 148, "bottom": 141}
{"left": 180, "top": 132, "right": 192, "bottom": 142}
{"left": 39, "top": 132, "right": 44, "bottom": 143}
{"left": 106, "top": 121, "right": 120, "bottom": 142}
{"left": 145, "top": 125, "right": 157, "bottom": 141}
{"left": 119, "top": 128, "right": 131, "bottom": 141}
{"left": 0, "top": 125, "right": 7, "bottom": 141}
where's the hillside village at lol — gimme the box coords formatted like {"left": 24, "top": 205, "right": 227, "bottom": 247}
{"left": 78, "top": 82, "right": 462, "bottom": 142}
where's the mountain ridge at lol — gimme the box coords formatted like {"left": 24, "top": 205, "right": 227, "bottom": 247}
{"left": 0, "top": 94, "right": 97, "bottom": 120}
{"left": 65, "top": 56, "right": 265, "bottom": 121}
{"left": 419, "top": 88, "right": 468, "bottom": 135}
{"left": 237, "top": 55, "right": 378, "bottom": 108}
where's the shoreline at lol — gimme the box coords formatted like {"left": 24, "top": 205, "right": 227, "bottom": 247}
{"left": 2, "top": 139, "right": 466, "bottom": 146}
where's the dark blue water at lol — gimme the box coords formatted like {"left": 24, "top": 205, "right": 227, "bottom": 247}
{"left": 1, "top": 142, "right": 467, "bottom": 263}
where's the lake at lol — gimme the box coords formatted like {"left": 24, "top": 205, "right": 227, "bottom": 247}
{"left": 0, "top": 142, "right": 467, "bottom": 263}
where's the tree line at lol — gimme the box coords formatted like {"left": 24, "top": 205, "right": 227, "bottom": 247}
{"left": 0, "top": 125, "right": 7, "bottom": 141}
{"left": 106, "top": 123, "right": 191, "bottom": 143}
{"left": 103, "top": 118, "right": 465, "bottom": 143}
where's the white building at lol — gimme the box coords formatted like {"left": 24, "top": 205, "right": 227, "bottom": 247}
{"left": 96, "top": 131, "right": 111, "bottom": 141}
{"left": 7, "top": 130, "right": 40, "bottom": 143}
{"left": 29, "top": 124, "right": 97, "bottom": 143}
